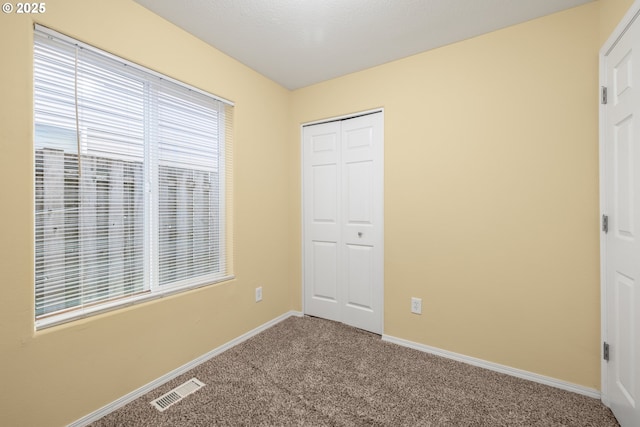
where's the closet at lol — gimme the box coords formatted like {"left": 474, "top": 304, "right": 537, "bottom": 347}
{"left": 302, "top": 111, "right": 383, "bottom": 334}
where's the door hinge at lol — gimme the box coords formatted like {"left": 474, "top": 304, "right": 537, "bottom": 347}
{"left": 603, "top": 342, "right": 610, "bottom": 362}
{"left": 601, "top": 86, "right": 608, "bottom": 105}
{"left": 602, "top": 214, "right": 609, "bottom": 233}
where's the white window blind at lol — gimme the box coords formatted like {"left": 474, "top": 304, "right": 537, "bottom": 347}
{"left": 33, "top": 26, "right": 234, "bottom": 327}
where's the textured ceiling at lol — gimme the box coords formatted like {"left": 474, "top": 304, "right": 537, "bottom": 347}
{"left": 133, "top": 0, "right": 595, "bottom": 90}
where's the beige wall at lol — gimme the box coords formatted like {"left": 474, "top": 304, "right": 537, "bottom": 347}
{"left": 0, "top": 1, "right": 291, "bottom": 426}
{"left": 599, "top": 0, "right": 637, "bottom": 44}
{"left": 0, "top": 0, "right": 636, "bottom": 425}
{"left": 290, "top": 0, "right": 627, "bottom": 391}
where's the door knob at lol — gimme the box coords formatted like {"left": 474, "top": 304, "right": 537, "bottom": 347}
{"left": 358, "top": 232, "right": 363, "bottom": 238}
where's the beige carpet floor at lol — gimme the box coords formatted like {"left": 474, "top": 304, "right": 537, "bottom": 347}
{"left": 91, "top": 316, "right": 619, "bottom": 426}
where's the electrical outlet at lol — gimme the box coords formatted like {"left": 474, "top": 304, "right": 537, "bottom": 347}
{"left": 411, "top": 297, "right": 422, "bottom": 314}
{"left": 255, "top": 286, "right": 262, "bottom": 302}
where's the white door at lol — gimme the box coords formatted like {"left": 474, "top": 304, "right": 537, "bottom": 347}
{"left": 602, "top": 7, "right": 640, "bottom": 427}
{"left": 303, "top": 112, "right": 383, "bottom": 334}
{"left": 303, "top": 120, "right": 342, "bottom": 323}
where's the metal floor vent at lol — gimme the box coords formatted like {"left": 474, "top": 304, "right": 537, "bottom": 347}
{"left": 150, "top": 378, "right": 205, "bottom": 412}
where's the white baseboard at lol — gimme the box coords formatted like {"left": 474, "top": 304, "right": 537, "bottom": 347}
{"left": 382, "top": 334, "right": 600, "bottom": 399}
{"left": 69, "top": 310, "right": 304, "bottom": 427}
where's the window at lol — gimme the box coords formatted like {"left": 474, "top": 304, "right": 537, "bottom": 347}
{"left": 33, "top": 26, "right": 234, "bottom": 328}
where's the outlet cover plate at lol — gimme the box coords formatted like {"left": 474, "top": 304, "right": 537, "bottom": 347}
{"left": 256, "top": 286, "right": 263, "bottom": 302}
{"left": 411, "top": 297, "right": 422, "bottom": 314}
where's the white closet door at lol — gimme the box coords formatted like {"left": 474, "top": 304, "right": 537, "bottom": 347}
{"left": 339, "top": 114, "right": 383, "bottom": 333}
{"left": 303, "top": 112, "right": 383, "bottom": 334}
{"left": 303, "top": 121, "right": 342, "bottom": 322}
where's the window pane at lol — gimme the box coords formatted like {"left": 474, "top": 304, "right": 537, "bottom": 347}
{"left": 156, "top": 84, "right": 222, "bottom": 286}
{"left": 34, "top": 33, "right": 146, "bottom": 316}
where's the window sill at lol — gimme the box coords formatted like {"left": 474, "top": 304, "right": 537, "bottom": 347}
{"left": 35, "top": 274, "right": 235, "bottom": 331}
